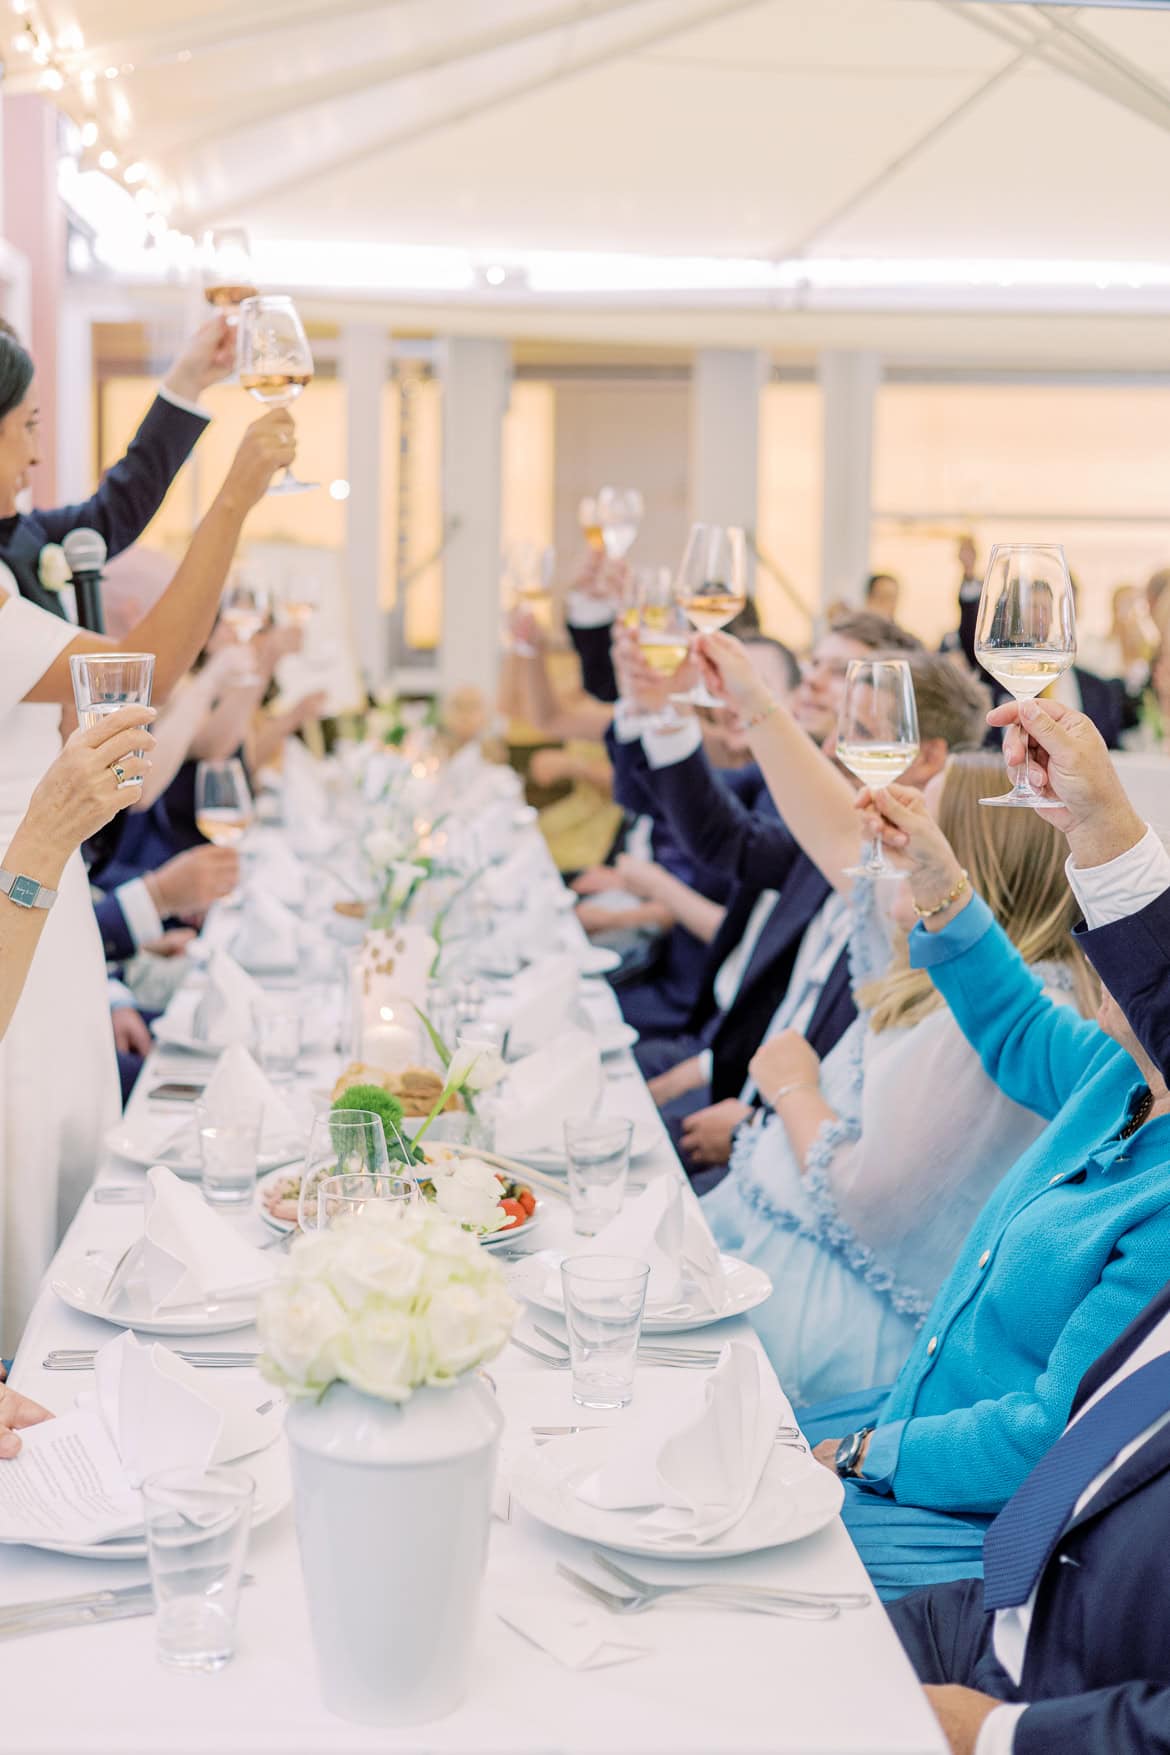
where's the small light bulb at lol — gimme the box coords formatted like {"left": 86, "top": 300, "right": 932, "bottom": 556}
{"left": 484, "top": 265, "right": 506, "bottom": 286}
{"left": 98, "top": 148, "right": 117, "bottom": 171}
{"left": 124, "top": 161, "right": 147, "bottom": 183}
{"left": 39, "top": 65, "right": 63, "bottom": 89}
{"left": 329, "top": 478, "right": 351, "bottom": 501}
{"left": 80, "top": 119, "right": 98, "bottom": 147}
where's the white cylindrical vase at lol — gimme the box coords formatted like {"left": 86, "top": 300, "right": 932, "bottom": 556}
{"left": 286, "top": 1374, "right": 502, "bottom": 1726}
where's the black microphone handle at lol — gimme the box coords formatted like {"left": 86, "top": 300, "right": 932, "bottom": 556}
{"left": 74, "top": 572, "right": 106, "bottom": 634}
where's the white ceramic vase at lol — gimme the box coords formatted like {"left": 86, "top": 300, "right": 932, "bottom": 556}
{"left": 285, "top": 1373, "right": 503, "bottom": 1726}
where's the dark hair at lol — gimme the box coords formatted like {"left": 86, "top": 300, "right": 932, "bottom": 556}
{"left": 0, "top": 332, "right": 34, "bottom": 425}
{"left": 864, "top": 572, "right": 899, "bottom": 599}
{"left": 829, "top": 609, "right": 922, "bottom": 654}
{"left": 744, "top": 632, "right": 801, "bottom": 693}
{"left": 726, "top": 596, "right": 760, "bottom": 638}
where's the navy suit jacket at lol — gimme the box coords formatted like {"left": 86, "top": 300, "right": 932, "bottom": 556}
{"left": 1077, "top": 884, "right": 1170, "bottom": 1087}
{"left": 3, "top": 393, "right": 208, "bottom": 617}
{"left": 1073, "top": 666, "right": 1139, "bottom": 752}
{"left": 566, "top": 618, "right": 618, "bottom": 704}
{"left": 94, "top": 892, "right": 136, "bottom": 963}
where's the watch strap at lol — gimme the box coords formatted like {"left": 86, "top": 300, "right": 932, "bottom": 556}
{"left": 0, "top": 867, "right": 58, "bottom": 910}
{"left": 835, "top": 1425, "right": 876, "bottom": 1478}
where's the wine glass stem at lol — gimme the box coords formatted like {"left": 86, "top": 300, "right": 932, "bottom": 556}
{"left": 863, "top": 831, "right": 886, "bottom": 874}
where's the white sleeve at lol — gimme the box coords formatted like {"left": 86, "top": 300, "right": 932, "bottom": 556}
{"left": 612, "top": 699, "right": 654, "bottom": 743}
{"left": 0, "top": 588, "right": 76, "bottom": 713}
{"left": 1065, "top": 825, "right": 1170, "bottom": 928}
{"left": 156, "top": 385, "right": 211, "bottom": 422}
{"left": 642, "top": 717, "right": 703, "bottom": 769}
{"left": 565, "top": 591, "right": 615, "bottom": 630}
{"left": 114, "top": 878, "right": 164, "bottom": 948}
{"left": 974, "top": 1703, "right": 1028, "bottom": 1755}
{"left": 107, "top": 977, "right": 135, "bottom": 1010}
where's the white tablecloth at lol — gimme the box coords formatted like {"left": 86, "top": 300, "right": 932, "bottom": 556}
{"left": 3, "top": 827, "right": 944, "bottom": 1755}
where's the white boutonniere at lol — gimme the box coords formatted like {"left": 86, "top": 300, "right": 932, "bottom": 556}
{"left": 37, "top": 543, "right": 71, "bottom": 593}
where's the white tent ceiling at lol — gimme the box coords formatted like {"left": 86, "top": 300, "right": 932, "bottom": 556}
{"left": 8, "top": 0, "right": 1170, "bottom": 311}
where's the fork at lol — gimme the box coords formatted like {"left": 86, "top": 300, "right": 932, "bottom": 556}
{"left": 511, "top": 1337, "right": 715, "bottom": 1372}
{"left": 556, "top": 1561, "right": 839, "bottom": 1621}
{"left": 533, "top": 1324, "right": 719, "bottom": 1366}
{"left": 590, "top": 1551, "right": 870, "bottom": 1611}
{"left": 44, "top": 1349, "right": 259, "bottom": 1371}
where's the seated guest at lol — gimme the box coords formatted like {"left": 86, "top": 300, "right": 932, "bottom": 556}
{"left": 863, "top": 571, "right": 901, "bottom": 623}
{"left": 775, "top": 774, "right": 1170, "bottom": 1601}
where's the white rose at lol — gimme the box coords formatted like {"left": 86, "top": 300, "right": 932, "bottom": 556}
{"left": 447, "top": 1042, "right": 506, "bottom": 1095}
{"left": 258, "top": 1276, "right": 350, "bottom": 1396}
{"left": 363, "top": 827, "right": 404, "bottom": 867}
{"left": 429, "top": 1158, "right": 508, "bottom": 1234}
{"left": 38, "top": 543, "right": 71, "bottom": 592}
{"left": 425, "top": 1282, "right": 518, "bottom": 1380}
{"left": 324, "top": 1223, "right": 426, "bottom": 1312}
{"left": 335, "top": 1304, "right": 422, "bottom": 1401}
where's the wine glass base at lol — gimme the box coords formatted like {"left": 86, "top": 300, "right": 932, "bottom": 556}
{"left": 979, "top": 794, "right": 1065, "bottom": 810}
{"left": 267, "top": 475, "right": 319, "bottom": 497}
{"left": 842, "top": 862, "right": 904, "bottom": 881}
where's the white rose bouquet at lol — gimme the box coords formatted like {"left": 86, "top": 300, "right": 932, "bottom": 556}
{"left": 258, "top": 1202, "right": 518, "bottom": 1402}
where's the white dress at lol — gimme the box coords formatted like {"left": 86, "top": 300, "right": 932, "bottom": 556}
{"left": 0, "top": 591, "right": 119, "bottom": 1347}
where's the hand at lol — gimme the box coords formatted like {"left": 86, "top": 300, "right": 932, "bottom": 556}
{"left": 749, "top": 1031, "right": 821, "bottom": 1103}
{"left": 111, "top": 1007, "right": 152, "bottom": 1056}
{"left": 613, "top": 854, "right": 662, "bottom": 900}
{"left": 923, "top": 1686, "right": 1005, "bottom": 1755}
{"left": 509, "top": 607, "right": 548, "bottom": 653}
{"left": 611, "top": 625, "right": 689, "bottom": 715}
{"left": 647, "top": 1056, "right": 705, "bottom": 1108}
{"left": 986, "top": 697, "right": 1146, "bottom": 865}
{"left": 571, "top": 866, "right": 624, "bottom": 895}
{"left": 693, "top": 630, "right": 774, "bottom": 719}
{"left": 163, "top": 315, "right": 237, "bottom": 401}
{"left": 812, "top": 1438, "right": 842, "bottom": 1474}
{"left": 854, "top": 783, "right": 966, "bottom": 922}
{"left": 0, "top": 1379, "right": 52, "bottom": 1459}
{"left": 222, "top": 409, "right": 296, "bottom": 512}
{"left": 529, "top": 748, "right": 572, "bottom": 788}
{"left": 18, "top": 705, "right": 158, "bottom": 870}
{"left": 679, "top": 1099, "right": 751, "bottom": 1167}
{"left": 575, "top": 899, "right": 621, "bottom": 935}
{"left": 287, "top": 690, "right": 328, "bottom": 728}
{"left": 144, "top": 845, "right": 240, "bottom": 918}
{"left": 140, "top": 926, "right": 196, "bottom": 958}
{"left": 202, "top": 643, "right": 259, "bottom": 692}
{"left": 255, "top": 624, "right": 304, "bottom": 668}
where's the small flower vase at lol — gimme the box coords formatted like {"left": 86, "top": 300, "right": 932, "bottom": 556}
{"left": 285, "top": 1374, "right": 503, "bottom": 1726}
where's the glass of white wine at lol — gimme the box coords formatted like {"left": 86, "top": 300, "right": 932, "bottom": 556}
{"left": 200, "top": 227, "right": 258, "bottom": 315}
{"left": 195, "top": 758, "right": 254, "bottom": 850}
{"left": 635, "top": 566, "right": 691, "bottom": 729}
{"left": 219, "top": 578, "right": 269, "bottom": 685}
{"left": 237, "top": 294, "right": 318, "bottom": 497}
{"left": 672, "top": 522, "right": 748, "bottom": 707}
{"left": 598, "top": 486, "right": 643, "bottom": 561}
{"left": 836, "top": 658, "right": 921, "bottom": 879}
{"left": 578, "top": 495, "right": 604, "bottom": 554}
{"left": 974, "top": 543, "right": 1076, "bottom": 809}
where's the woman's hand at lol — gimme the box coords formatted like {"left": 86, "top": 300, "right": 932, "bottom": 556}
{"left": 693, "top": 630, "right": 774, "bottom": 719}
{"left": 854, "top": 783, "right": 966, "bottom": 920}
{"left": 0, "top": 1378, "right": 52, "bottom": 1459}
{"left": 223, "top": 409, "right": 296, "bottom": 511}
{"left": 749, "top": 1031, "right": 821, "bottom": 1103}
{"left": 613, "top": 854, "right": 663, "bottom": 899}
{"left": 21, "top": 706, "right": 157, "bottom": 863}
{"left": 164, "top": 314, "right": 238, "bottom": 401}
{"left": 571, "top": 866, "right": 624, "bottom": 895}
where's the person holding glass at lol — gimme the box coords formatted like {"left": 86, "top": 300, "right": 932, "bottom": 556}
{"left": 0, "top": 344, "right": 294, "bottom": 1346}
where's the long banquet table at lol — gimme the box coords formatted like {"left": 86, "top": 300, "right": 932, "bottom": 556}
{"left": 3, "top": 812, "right": 944, "bottom": 1755}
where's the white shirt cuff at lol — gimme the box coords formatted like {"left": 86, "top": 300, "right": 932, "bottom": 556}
{"left": 695, "top": 1048, "right": 713, "bottom": 1085}
{"left": 107, "top": 978, "right": 135, "bottom": 1011}
{"left": 974, "top": 1703, "right": 1027, "bottom": 1755}
{"left": 1065, "top": 824, "right": 1170, "bottom": 929}
{"left": 643, "top": 716, "right": 703, "bottom": 770}
{"left": 115, "top": 877, "right": 164, "bottom": 948}
{"left": 565, "top": 591, "right": 616, "bottom": 630}
{"left": 612, "top": 699, "right": 653, "bottom": 744}
{"left": 157, "top": 384, "right": 211, "bottom": 422}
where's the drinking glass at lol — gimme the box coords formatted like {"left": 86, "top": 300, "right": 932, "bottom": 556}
{"left": 578, "top": 494, "right": 604, "bottom": 553}
{"left": 143, "top": 1465, "right": 254, "bottom": 1672}
{"left": 195, "top": 1102, "right": 261, "bottom": 1207}
{"left": 560, "top": 1255, "right": 650, "bottom": 1409}
{"left": 200, "top": 227, "right": 257, "bottom": 312}
{"left": 253, "top": 997, "right": 302, "bottom": 1081}
{"left": 564, "top": 1116, "right": 633, "bottom": 1236}
{"left": 835, "top": 659, "right": 920, "bottom": 879}
{"left": 503, "top": 542, "right": 555, "bottom": 656}
{"left": 219, "top": 578, "right": 268, "bottom": 683}
{"left": 635, "top": 565, "right": 692, "bottom": 716}
{"left": 974, "top": 543, "right": 1077, "bottom": 808}
{"left": 673, "top": 522, "right": 748, "bottom": 706}
{"left": 308, "top": 1171, "right": 419, "bottom": 1230}
{"left": 275, "top": 577, "right": 318, "bottom": 631}
{"left": 298, "top": 1110, "right": 398, "bottom": 1230}
{"left": 195, "top": 758, "right": 254, "bottom": 849}
{"left": 69, "top": 652, "right": 154, "bottom": 790}
{"left": 598, "top": 486, "right": 643, "bottom": 561}
{"left": 237, "top": 294, "right": 318, "bottom": 495}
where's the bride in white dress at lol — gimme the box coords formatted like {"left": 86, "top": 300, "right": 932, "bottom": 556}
{"left": 0, "top": 408, "right": 294, "bottom": 1348}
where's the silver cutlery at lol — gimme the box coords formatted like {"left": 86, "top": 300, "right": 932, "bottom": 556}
{"left": 44, "top": 1349, "right": 259, "bottom": 1371}
{"left": 92, "top": 1186, "right": 145, "bottom": 1206}
{"left": 589, "top": 1551, "right": 870, "bottom": 1611}
{"left": 530, "top": 1425, "right": 605, "bottom": 1438}
{"left": 511, "top": 1337, "right": 715, "bottom": 1372}
{"left": 533, "top": 1323, "right": 719, "bottom": 1366}
{"left": 0, "top": 1575, "right": 256, "bottom": 1641}
{"left": 555, "top": 1561, "right": 838, "bottom": 1621}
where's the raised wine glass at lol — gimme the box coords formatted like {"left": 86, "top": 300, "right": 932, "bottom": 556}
{"left": 634, "top": 565, "right": 691, "bottom": 730}
{"left": 219, "top": 577, "right": 268, "bottom": 684}
{"left": 237, "top": 294, "right": 318, "bottom": 496}
{"left": 672, "top": 522, "right": 748, "bottom": 707}
{"left": 835, "top": 659, "right": 921, "bottom": 879}
{"left": 200, "top": 227, "right": 257, "bottom": 314}
{"left": 194, "top": 758, "right": 254, "bottom": 849}
{"left": 598, "top": 486, "right": 643, "bottom": 561}
{"left": 578, "top": 495, "right": 604, "bottom": 553}
{"left": 974, "top": 543, "right": 1076, "bottom": 809}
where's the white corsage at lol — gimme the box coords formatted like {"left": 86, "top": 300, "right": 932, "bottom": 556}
{"left": 38, "top": 543, "right": 71, "bottom": 593}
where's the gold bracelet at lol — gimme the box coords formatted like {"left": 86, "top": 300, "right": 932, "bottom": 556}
{"left": 913, "top": 868, "right": 970, "bottom": 920}
{"left": 745, "top": 697, "right": 780, "bottom": 731}
{"left": 766, "top": 1078, "right": 820, "bottom": 1107}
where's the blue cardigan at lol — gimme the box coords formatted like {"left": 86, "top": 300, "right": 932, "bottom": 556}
{"left": 860, "top": 893, "right": 1170, "bottom": 1515}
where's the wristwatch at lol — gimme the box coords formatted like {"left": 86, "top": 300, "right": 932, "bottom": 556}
{"left": 0, "top": 867, "right": 58, "bottom": 911}
{"left": 834, "top": 1426, "right": 876, "bottom": 1478}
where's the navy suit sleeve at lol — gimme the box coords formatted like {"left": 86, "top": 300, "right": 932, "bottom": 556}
{"left": 35, "top": 395, "right": 208, "bottom": 557}
{"left": 603, "top": 724, "right": 660, "bottom": 818}
{"left": 566, "top": 620, "right": 618, "bottom": 704}
{"left": 93, "top": 893, "right": 136, "bottom": 962}
{"left": 1076, "top": 886, "right": 1170, "bottom": 1084}
{"left": 1018, "top": 1684, "right": 1170, "bottom": 1755}
{"left": 646, "top": 745, "right": 801, "bottom": 890}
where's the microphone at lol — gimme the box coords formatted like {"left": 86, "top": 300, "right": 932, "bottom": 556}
{"left": 63, "top": 528, "right": 108, "bottom": 633}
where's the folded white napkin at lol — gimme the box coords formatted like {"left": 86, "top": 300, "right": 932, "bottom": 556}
{"left": 111, "top": 1165, "right": 275, "bottom": 1317}
{"left": 493, "top": 1585, "right": 648, "bottom": 1670}
{"left": 480, "top": 841, "right": 552, "bottom": 909}
{"left": 571, "top": 1178, "right": 727, "bottom": 1314}
{"left": 575, "top": 1342, "right": 784, "bottom": 1545}
{"left": 91, "top": 1331, "right": 280, "bottom": 1488}
{"left": 232, "top": 889, "right": 301, "bottom": 973}
{"left": 192, "top": 948, "right": 263, "bottom": 1047}
{"left": 494, "top": 1029, "right": 603, "bottom": 1158}
{"left": 201, "top": 1043, "right": 306, "bottom": 1155}
{"left": 246, "top": 841, "right": 307, "bottom": 909}
{"left": 282, "top": 739, "right": 338, "bottom": 856}
{"left": 505, "top": 953, "right": 582, "bottom": 1054}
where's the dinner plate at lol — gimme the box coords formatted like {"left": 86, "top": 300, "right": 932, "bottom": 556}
{"left": 28, "top": 1440, "right": 291, "bottom": 1562}
{"left": 511, "top": 1428, "right": 843, "bottom": 1559}
{"left": 254, "top": 1165, "right": 544, "bottom": 1251}
{"left": 506, "top": 1252, "right": 773, "bottom": 1334}
{"left": 596, "top": 1020, "right": 640, "bottom": 1056}
{"left": 51, "top": 1253, "right": 260, "bottom": 1336}
{"left": 574, "top": 944, "right": 623, "bottom": 977}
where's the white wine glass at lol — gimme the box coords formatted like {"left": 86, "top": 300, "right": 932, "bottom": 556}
{"left": 974, "top": 544, "right": 1076, "bottom": 809}
{"left": 672, "top": 522, "right": 748, "bottom": 707}
{"left": 200, "top": 227, "right": 257, "bottom": 314}
{"left": 598, "top": 486, "right": 643, "bottom": 561}
{"left": 276, "top": 578, "right": 318, "bottom": 631}
{"left": 836, "top": 659, "right": 920, "bottom": 880}
{"left": 194, "top": 758, "right": 254, "bottom": 849}
{"left": 578, "top": 495, "right": 604, "bottom": 553}
{"left": 219, "top": 578, "right": 268, "bottom": 684}
{"left": 635, "top": 566, "right": 691, "bottom": 731}
{"left": 237, "top": 294, "right": 318, "bottom": 496}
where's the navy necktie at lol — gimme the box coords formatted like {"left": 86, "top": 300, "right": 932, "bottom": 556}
{"left": 983, "top": 1350, "right": 1170, "bottom": 1610}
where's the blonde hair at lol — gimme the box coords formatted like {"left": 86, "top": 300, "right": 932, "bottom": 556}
{"left": 860, "top": 753, "right": 1097, "bottom": 1034}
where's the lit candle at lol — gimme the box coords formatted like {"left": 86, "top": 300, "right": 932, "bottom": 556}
{"left": 360, "top": 1002, "right": 419, "bottom": 1074}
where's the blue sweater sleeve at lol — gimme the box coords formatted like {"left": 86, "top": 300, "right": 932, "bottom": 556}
{"left": 909, "top": 895, "right": 1109, "bottom": 1121}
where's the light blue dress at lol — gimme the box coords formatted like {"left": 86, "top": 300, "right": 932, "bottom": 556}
{"left": 703, "top": 881, "right": 1070, "bottom": 1407}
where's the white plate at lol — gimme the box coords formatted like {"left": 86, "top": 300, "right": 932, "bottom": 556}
{"left": 511, "top": 1428, "right": 842, "bottom": 1559}
{"left": 51, "top": 1254, "right": 260, "bottom": 1336}
{"left": 506, "top": 1252, "right": 773, "bottom": 1334}
{"left": 596, "top": 1021, "right": 639, "bottom": 1056}
{"left": 106, "top": 1126, "right": 299, "bottom": 1179}
{"left": 29, "top": 1440, "right": 291, "bottom": 1561}
{"left": 152, "top": 993, "right": 230, "bottom": 1057}
{"left": 254, "top": 1166, "right": 544, "bottom": 1251}
{"left": 574, "top": 944, "right": 622, "bottom": 977}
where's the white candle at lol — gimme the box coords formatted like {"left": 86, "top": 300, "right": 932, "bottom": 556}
{"left": 360, "top": 1008, "right": 419, "bottom": 1074}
